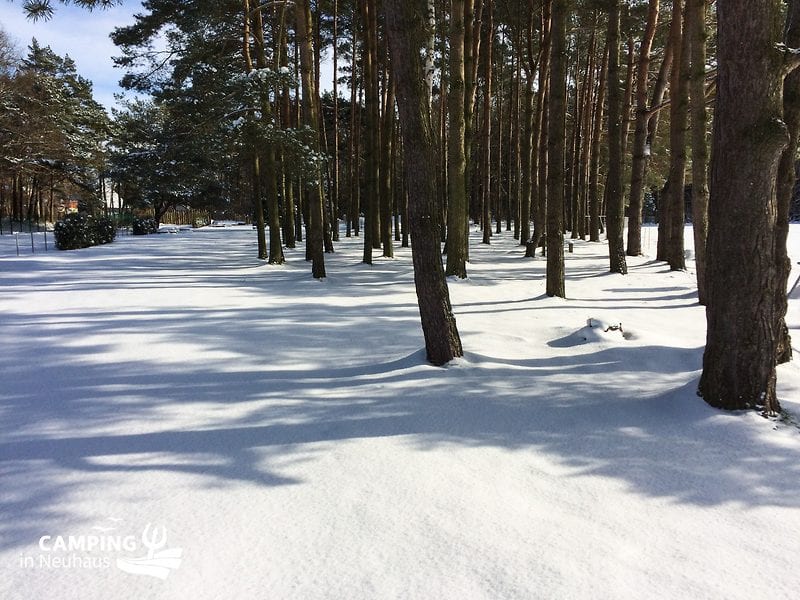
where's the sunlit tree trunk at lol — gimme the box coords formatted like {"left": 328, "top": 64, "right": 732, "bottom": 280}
{"left": 606, "top": 0, "right": 627, "bottom": 274}
{"left": 576, "top": 19, "right": 597, "bottom": 241}
{"left": 698, "top": 0, "right": 788, "bottom": 413}
{"left": 382, "top": 0, "right": 464, "bottom": 365}
{"left": 546, "top": 0, "right": 566, "bottom": 297}
{"left": 277, "top": 4, "right": 296, "bottom": 249}
{"left": 626, "top": 0, "right": 659, "bottom": 256}
{"left": 464, "top": 0, "right": 484, "bottom": 262}
{"left": 331, "top": 0, "right": 340, "bottom": 242}
{"left": 481, "top": 0, "right": 494, "bottom": 245}
{"left": 380, "top": 70, "right": 395, "bottom": 258}
{"left": 663, "top": 0, "right": 689, "bottom": 270}
{"left": 446, "top": 0, "right": 469, "bottom": 277}
{"left": 588, "top": 42, "right": 608, "bottom": 243}
{"left": 242, "top": 0, "right": 267, "bottom": 260}
{"left": 348, "top": 9, "right": 361, "bottom": 238}
{"left": 252, "top": 4, "right": 285, "bottom": 264}
{"left": 688, "top": 0, "right": 709, "bottom": 304}
{"left": 360, "top": 0, "right": 380, "bottom": 264}
{"left": 528, "top": 0, "right": 551, "bottom": 257}
{"left": 295, "top": 0, "right": 326, "bottom": 278}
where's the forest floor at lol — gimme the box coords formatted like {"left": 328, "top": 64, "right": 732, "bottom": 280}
{"left": 1, "top": 224, "right": 799, "bottom": 599}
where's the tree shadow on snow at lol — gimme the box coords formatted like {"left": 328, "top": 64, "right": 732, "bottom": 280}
{"left": 2, "top": 229, "right": 799, "bottom": 553}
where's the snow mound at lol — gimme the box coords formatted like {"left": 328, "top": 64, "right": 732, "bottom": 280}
{"left": 547, "top": 317, "right": 631, "bottom": 348}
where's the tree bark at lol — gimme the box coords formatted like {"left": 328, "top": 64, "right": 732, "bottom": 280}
{"left": 295, "top": 0, "right": 326, "bottom": 278}
{"left": 360, "top": 0, "right": 380, "bottom": 264}
{"left": 606, "top": 0, "right": 628, "bottom": 275}
{"left": 331, "top": 0, "right": 340, "bottom": 242}
{"left": 575, "top": 20, "right": 597, "bottom": 241}
{"left": 698, "top": 0, "right": 786, "bottom": 413}
{"left": 626, "top": 0, "right": 659, "bottom": 256}
{"left": 520, "top": 74, "right": 534, "bottom": 248}
{"left": 348, "top": 7, "right": 360, "bottom": 237}
{"left": 380, "top": 69, "right": 395, "bottom": 258}
{"left": 481, "top": 0, "right": 494, "bottom": 246}
{"left": 588, "top": 42, "right": 608, "bottom": 243}
{"left": 775, "top": 0, "right": 800, "bottom": 364}
{"left": 242, "top": 0, "right": 267, "bottom": 261}
{"left": 528, "top": 0, "right": 551, "bottom": 257}
{"left": 688, "top": 0, "right": 709, "bottom": 304}
{"left": 464, "top": 0, "right": 483, "bottom": 262}
{"left": 382, "top": 0, "right": 464, "bottom": 366}
{"left": 663, "top": 0, "right": 689, "bottom": 270}
{"left": 446, "top": 0, "right": 469, "bottom": 278}
{"left": 252, "top": 4, "right": 285, "bottom": 265}
{"left": 546, "top": 0, "right": 567, "bottom": 297}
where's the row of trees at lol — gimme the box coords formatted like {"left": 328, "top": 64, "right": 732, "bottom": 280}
{"left": 11, "top": 0, "right": 799, "bottom": 415}
{"left": 0, "top": 32, "right": 109, "bottom": 225}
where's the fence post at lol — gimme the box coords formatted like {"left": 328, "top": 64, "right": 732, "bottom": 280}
{"left": 31, "top": 231, "right": 35, "bottom": 254}
{"left": 15, "top": 233, "right": 19, "bottom": 256}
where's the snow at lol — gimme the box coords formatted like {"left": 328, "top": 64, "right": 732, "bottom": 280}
{"left": 1, "top": 224, "right": 799, "bottom": 599}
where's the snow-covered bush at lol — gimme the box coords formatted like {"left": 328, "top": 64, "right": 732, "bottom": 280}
{"left": 54, "top": 214, "right": 116, "bottom": 250}
{"left": 132, "top": 217, "right": 158, "bottom": 235}
{"left": 54, "top": 213, "right": 90, "bottom": 250}
{"left": 90, "top": 217, "right": 116, "bottom": 245}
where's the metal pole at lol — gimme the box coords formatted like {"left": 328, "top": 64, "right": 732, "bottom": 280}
{"left": 15, "top": 233, "right": 19, "bottom": 256}
{"left": 31, "top": 231, "right": 35, "bottom": 254}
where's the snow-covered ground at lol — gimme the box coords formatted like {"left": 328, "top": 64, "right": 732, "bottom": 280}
{"left": 1, "top": 224, "right": 799, "bottom": 599}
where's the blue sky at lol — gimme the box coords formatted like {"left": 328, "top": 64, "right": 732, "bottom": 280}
{"left": 0, "top": 0, "right": 141, "bottom": 111}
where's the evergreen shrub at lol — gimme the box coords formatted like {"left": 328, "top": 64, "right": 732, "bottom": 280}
{"left": 90, "top": 217, "right": 116, "bottom": 245}
{"left": 132, "top": 217, "right": 158, "bottom": 235}
{"left": 54, "top": 213, "right": 117, "bottom": 250}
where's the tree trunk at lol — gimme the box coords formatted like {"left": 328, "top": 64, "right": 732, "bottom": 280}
{"left": 663, "top": 0, "right": 689, "bottom": 270}
{"left": 382, "top": 0, "right": 464, "bottom": 366}
{"left": 380, "top": 70, "right": 395, "bottom": 258}
{"left": 621, "top": 34, "right": 636, "bottom": 159}
{"left": 546, "top": 0, "right": 567, "bottom": 297}
{"left": 509, "top": 38, "right": 522, "bottom": 235}
{"left": 648, "top": 31, "right": 675, "bottom": 256}
{"left": 576, "top": 19, "right": 597, "bottom": 241}
{"left": 588, "top": 42, "right": 608, "bottom": 243}
{"left": 252, "top": 4, "right": 285, "bottom": 265}
{"left": 348, "top": 8, "right": 360, "bottom": 237}
{"left": 481, "top": 0, "right": 494, "bottom": 246}
{"left": 464, "top": 0, "right": 483, "bottom": 262}
{"left": 331, "top": 0, "right": 340, "bottom": 242}
{"left": 606, "top": 0, "right": 628, "bottom": 275}
{"left": 496, "top": 29, "right": 507, "bottom": 236}
{"left": 688, "top": 0, "right": 709, "bottom": 304}
{"left": 424, "top": 0, "right": 436, "bottom": 105}
{"left": 446, "top": 0, "right": 469, "bottom": 278}
{"left": 295, "top": 0, "right": 326, "bottom": 278}
{"left": 776, "top": 0, "right": 800, "bottom": 365}
{"left": 698, "top": 0, "right": 787, "bottom": 413}
{"left": 360, "top": 0, "right": 380, "bottom": 264}
{"left": 520, "top": 75, "right": 534, "bottom": 249}
{"left": 568, "top": 48, "right": 582, "bottom": 239}
{"left": 242, "top": 0, "right": 267, "bottom": 260}
{"left": 528, "top": 1, "right": 551, "bottom": 257}
{"left": 626, "top": 0, "right": 659, "bottom": 256}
